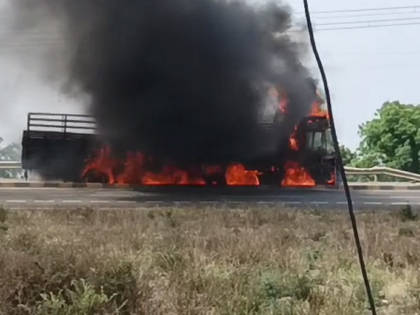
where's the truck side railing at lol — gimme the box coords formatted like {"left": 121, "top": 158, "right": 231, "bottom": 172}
{"left": 27, "top": 112, "right": 96, "bottom": 134}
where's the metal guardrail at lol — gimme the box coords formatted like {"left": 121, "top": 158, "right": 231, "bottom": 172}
{"left": 0, "top": 161, "right": 22, "bottom": 169}
{"left": 1, "top": 162, "right": 420, "bottom": 182}
{"left": 344, "top": 166, "right": 420, "bottom": 182}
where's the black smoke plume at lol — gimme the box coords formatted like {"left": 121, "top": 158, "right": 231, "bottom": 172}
{"left": 9, "top": 0, "right": 316, "bottom": 167}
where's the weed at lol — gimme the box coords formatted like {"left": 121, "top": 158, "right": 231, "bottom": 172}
{"left": 0, "top": 207, "right": 418, "bottom": 314}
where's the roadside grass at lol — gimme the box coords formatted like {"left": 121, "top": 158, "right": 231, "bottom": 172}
{"left": 0, "top": 205, "right": 419, "bottom": 314}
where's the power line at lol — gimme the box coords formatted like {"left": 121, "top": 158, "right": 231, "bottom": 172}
{"left": 294, "top": 5, "right": 420, "bottom": 20}
{"left": 325, "top": 51, "right": 420, "bottom": 56}
{"left": 316, "top": 16, "right": 420, "bottom": 26}
{"left": 1, "top": 21, "right": 419, "bottom": 47}
{"left": 296, "top": 5, "right": 420, "bottom": 15}
{"left": 1, "top": 6, "right": 420, "bottom": 31}
{"left": 1, "top": 15, "right": 420, "bottom": 48}
{"left": 1, "top": 20, "right": 420, "bottom": 48}
{"left": 3, "top": 41, "right": 420, "bottom": 59}
{"left": 305, "top": 11, "right": 420, "bottom": 20}
{"left": 316, "top": 21, "right": 420, "bottom": 31}
{"left": 2, "top": 16, "right": 420, "bottom": 38}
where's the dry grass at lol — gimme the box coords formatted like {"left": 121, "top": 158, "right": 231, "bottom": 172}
{"left": 0, "top": 205, "right": 419, "bottom": 314}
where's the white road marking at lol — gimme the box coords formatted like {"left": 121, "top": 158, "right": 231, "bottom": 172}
{"left": 0, "top": 188, "right": 65, "bottom": 190}
{"left": 93, "top": 192, "right": 138, "bottom": 197}
{"left": 363, "top": 202, "right": 383, "bottom": 205}
{"left": 387, "top": 196, "right": 420, "bottom": 199}
{"left": 62, "top": 200, "right": 82, "bottom": 203}
{"left": 5, "top": 200, "right": 27, "bottom": 203}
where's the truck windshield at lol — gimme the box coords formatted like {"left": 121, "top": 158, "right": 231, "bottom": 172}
{"left": 305, "top": 128, "right": 334, "bottom": 153}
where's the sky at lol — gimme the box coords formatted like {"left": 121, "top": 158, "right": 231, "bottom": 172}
{"left": 289, "top": 0, "right": 420, "bottom": 149}
{"left": 0, "top": 0, "right": 419, "bottom": 149}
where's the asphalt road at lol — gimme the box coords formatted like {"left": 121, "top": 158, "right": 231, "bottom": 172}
{"left": 0, "top": 186, "right": 419, "bottom": 209}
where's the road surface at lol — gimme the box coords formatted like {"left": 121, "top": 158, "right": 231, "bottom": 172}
{"left": 0, "top": 186, "right": 419, "bottom": 209}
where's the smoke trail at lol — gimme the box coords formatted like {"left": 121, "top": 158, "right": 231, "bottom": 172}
{"left": 7, "top": 0, "right": 317, "bottom": 166}
{"left": 0, "top": 0, "right": 86, "bottom": 145}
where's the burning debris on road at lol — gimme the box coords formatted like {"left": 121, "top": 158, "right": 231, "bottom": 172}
{"left": 10, "top": 0, "right": 336, "bottom": 186}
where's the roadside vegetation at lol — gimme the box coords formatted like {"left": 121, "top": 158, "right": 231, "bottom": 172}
{"left": 0, "top": 205, "right": 419, "bottom": 314}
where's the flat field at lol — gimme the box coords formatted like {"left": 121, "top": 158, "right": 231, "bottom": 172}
{"left": 0, "top": 205, "right": 419, "bottom": 314}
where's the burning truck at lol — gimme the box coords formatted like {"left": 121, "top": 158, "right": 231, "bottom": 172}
{"left": 12, "top": 0, "right": 337, "bottom": 187}
{"left": 20, "top": 87, "right": 336, "bottom": 187}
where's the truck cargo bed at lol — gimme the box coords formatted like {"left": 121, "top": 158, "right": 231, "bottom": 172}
{"left": 21, "top": 113, "right": 101, "bottom": 182}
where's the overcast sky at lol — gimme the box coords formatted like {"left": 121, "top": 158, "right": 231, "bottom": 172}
{"left": 0, "top": 0, "right": 419, "bottom": 149}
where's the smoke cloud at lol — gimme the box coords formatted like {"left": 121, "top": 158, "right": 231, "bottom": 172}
{"left": 7, "top": 0, "right": 317, "bottom": 167}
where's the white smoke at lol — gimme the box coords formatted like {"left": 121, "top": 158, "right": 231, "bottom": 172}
{"left": 0, "top": 0, "right": 85, "bottom": 145}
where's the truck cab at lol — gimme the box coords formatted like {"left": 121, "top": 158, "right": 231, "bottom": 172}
{"left": 295, "top": 115, "right": 336, "bottom": 184}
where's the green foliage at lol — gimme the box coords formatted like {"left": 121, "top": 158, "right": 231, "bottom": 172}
{"left": 357, "top": 101, "right": 420, "bottom": 173}
{"left": 338, "top": 145, "right": 376, "bottom": 181}
{"left": 0, "top": 137, "right": 22, "bottom": 179}
{"left": 338, "top": 101, "right": 420, "bottom": 181}
{"left": 35, "top": 279, "right": 123, "bottom": 315}
{"left": 339, "top": 145, "right": 383, "bottom": 169}
{"left": 339, "top": 145, "right": 355, "bottom": 166}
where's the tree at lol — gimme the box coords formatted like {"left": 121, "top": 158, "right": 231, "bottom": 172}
{"left": 358, "top": 101, "right": 420, "bottom": 174}
{"left": 339, "top": 145, "right": 355, "bottom": 166}
{"left": 0, "top": 137, "right": 22, "bottom": 179}
{"left": 339, "top": 144, "right": 379, "bottom": 168}
{"left": 338, "top": 144, "right": 379, "bottom": 181}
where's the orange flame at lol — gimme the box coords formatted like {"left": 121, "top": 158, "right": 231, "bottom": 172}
{"left": 82, "top": 148, "right": 262, "bottom": 186}
{"left": 309, "top": 91, "right": 329, "bottom": 118}
{"left": 81, "top": 88, "right": 334, "bottom": 187}
{"left": 81, "top": 147, "right": 331, "bottom": 187}
{"left": 225, "top": 164, "right": 259, "bottom": 186}
{"left": 281, "top": 161, "right": 315, "bottom": 187}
